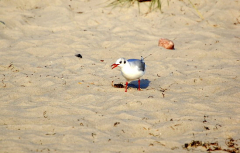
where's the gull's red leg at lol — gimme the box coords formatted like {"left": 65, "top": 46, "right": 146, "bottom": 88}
{"left": 125, "top": 82, "right": 128, "bottom": 92}
{"left": 138, "top": 79, "right": 141, "bottom": 91}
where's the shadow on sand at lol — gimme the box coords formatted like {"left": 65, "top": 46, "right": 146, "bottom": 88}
{"left": 128, "top": 79, "right": 150, "bottom": 89}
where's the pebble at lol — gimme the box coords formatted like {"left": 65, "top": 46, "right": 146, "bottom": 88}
{"left": 158, "top": 38, "right": 174, "bottom": 49}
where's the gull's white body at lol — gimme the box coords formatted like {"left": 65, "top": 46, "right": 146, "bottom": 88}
{"left": 121, "top": 59, "right": 145, "bottom": 81}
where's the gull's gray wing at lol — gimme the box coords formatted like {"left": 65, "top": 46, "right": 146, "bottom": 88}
{"left": 127, "top": 58, "right": 145, "bottom": 71}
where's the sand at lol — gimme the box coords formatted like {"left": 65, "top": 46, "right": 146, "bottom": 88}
{"left": 0, "top": 0, "right": 240, "bottom": 152}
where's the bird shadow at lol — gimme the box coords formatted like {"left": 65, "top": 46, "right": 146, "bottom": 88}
{"left": 128, "top": 79, "right": 150, "bottom": 89}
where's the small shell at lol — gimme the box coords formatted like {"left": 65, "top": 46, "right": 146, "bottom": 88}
{"left": 114, "top": 84, "right": 124, "bottom": 88}
{"left": 158, "top": 38, "right": 174, "bottom": 49}
{"left": 111, "top": 81, "right": 124, "bottom": 88}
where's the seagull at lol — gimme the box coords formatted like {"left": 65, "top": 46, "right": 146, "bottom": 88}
{"left": 111, "top": 56, "right": 146, "bottom": 92}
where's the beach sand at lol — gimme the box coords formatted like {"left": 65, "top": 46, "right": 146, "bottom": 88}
{"left": 0, "top": 0, "right": 240, "bottom": 152}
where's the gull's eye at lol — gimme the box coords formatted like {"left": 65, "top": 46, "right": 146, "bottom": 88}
{"left": 124, "top": 61, "right": 126, "bottom": 64}
{"left": 119, "top": 61, "right": 122, "bottom": 64}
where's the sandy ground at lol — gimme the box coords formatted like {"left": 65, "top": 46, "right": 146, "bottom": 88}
{"left": 0, "top": 0, "right": 240, "bottom": 152}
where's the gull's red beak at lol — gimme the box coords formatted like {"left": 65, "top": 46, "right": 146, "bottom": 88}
{"left": 111, "top": 63, "right": 119, "bottom": 69}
